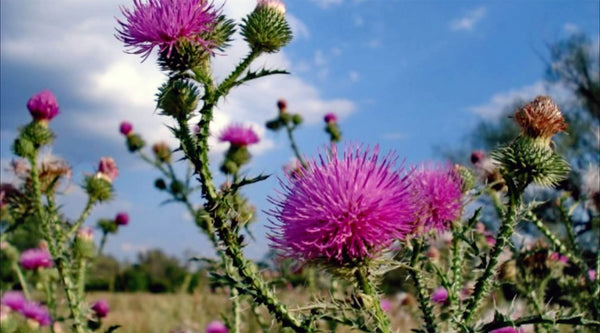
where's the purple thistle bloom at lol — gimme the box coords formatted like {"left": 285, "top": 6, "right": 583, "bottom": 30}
{"left": 324, "top": 112, "right": 337, "bottom": 124}
{"left": 410, "top": 163, "right": 463, "bottom": 233}
{"left": 115, "top": 212, "right": 130, "bottom": 226}
{"left": 1, "top": 291, "right": 27, "bottom": 312}
{"left": 116, "top": 0, "right": 220, "bottom": 61}
{"left": 431, "top": 287, "right": 449, "bottom": 304}
{"left": 219, "top": 124, "right": 260, "bottom": 146}
{"left": 91, "top": 299, "right": 110, "bottom": 318}
{"left": 490, "top": 327, "right": 520, "bottom": 333}
{"left": 268, "top": 144, "right": 415, "bottom": 264}
{"left": 206, "top": 321, "right": 228, "bottom": 333}
{"left": 98, "top": 157, "right": 119, "bottom": 183}
{"left": 20, "top": 302, "right": 52, "bottom": 326}
{"left": 19, "top": 248, "right": 53, "bottom": 270}
{"left": 27, "top": 90, "right": 60, "bottom": 122}
{"left": 120, "top": 121, "right": 133, "bottom": 136}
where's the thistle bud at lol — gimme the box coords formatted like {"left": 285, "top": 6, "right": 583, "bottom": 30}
{"left": 96, "top": 157, "right": 119, "bottom": 183}
{"left": 324, "top": 112, "right": 337, "bottom": 124}
{"left": 152, "top": 142, "right": 172, "bottom": 163}
{"left": 241, "top": 0, "right": 293, "bottom": 53}
{"left": 126, "top": 133, "right": 146, "bottom": 152}
{"left": 277, "top": 99, "right": 287, "bottom": 113}
{"left": 14, "top": 122, "right": 55, "bottom": 156}
{"left": 115, "top": 212, "right": 129, "bottom": 226}
{"left": 91, "top": 299, "right": 110, "bottom": 318}
{"left": 454, "top": 164, "right": 475, "bottom": 193}
{"left": 75, "top": 227, "right": 96, "bottom": 259}
{"left": 291, "top": 114, "right": 303, "bottom": 126}
{"left": 155, "top": 178, "right": 167, "bottom": 190}
{"left": 156, "top": 79, "right": 199, "bottom": 120}
{"left": 431, "top": 287, "right": 449, "bottom": 305}
{"left": 98, "top": 219, "right": 118, "bottom": 234}
{"left": 85, "top": 176, "right": 113, "bottom": 203}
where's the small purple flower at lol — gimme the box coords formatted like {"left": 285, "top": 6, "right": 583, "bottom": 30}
{"left": 19, "top": 248, "right": 53, "bottom": 270}
{"left": 588, "top": 269, "right": 596, "bottom": 281}
{"left": 324, "top": 112, "right": 337, "bottom": 124}
{"left": 98, "top": 157, "right": 119, "bottom": 183}
{"left": 219, "top": 124, "right": 260, "bottom": 146}
{"left": 91, "top": 299, "right": 110, "bottom": 318}
{"left": 380, "top": 298, "right": 392, "bottom": 313}
{"left": 549, "top": 252, "right": 568, "bottom": 263}
{"left": 206, "top": 321, "right": 228, "bottom": 333}
{"left": 20, "top": 302, "right": 52, "bottom": 326}
{"left": 116, "top": 0, "right": 220, "bottom": 61}
{"left": 268, "top": 144, "right": 415, "bottom": 264}
{"left": 489, "top": 327, "right": 520, "bottom": 333}
{"left": 115, "top": 212, "right": 130, "bottom": 226}
{"left": 27, "top": 90, "right": 60, "bottom": 122}
{"left": 410, "top": 163, "right": 463, "bottom": 233}
{"left": 1, "top": 291, "right": 27, "bottom": 312}
{"left": 431, "top": 287, "right": 448, "bottom": 304}
{"left": 120, "top": 121, "right": 133, "bottom": 136}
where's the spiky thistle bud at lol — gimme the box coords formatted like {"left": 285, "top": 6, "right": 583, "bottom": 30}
{"left": 241, "top": 0, "right": 293, "bottom": 53}
{"left": 152, "top": 142, "right": 171, "bottom": 163}
{"left": 75, "top": 227, "right": 96, "bottom": 259}
{"left": 156, "top": 79, "right": 199, "bottom": 120}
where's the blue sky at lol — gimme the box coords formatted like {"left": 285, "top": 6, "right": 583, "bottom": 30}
{"left": 1, "top": 0, "right": 598, "bottom": 262}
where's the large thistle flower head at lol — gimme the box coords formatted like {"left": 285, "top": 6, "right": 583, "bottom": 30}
{"left": 268, "top": 144, "right": 415, "bottom": 265}
{"left": 410, "top": 163, "right": 463, "bottom": 233}
{"left": 116, "top": 0, "right": 220, "bottom": 61}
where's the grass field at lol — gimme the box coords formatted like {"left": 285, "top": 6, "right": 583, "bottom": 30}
{"left": 90, "top": 289, "right": 418, "bottom": 333}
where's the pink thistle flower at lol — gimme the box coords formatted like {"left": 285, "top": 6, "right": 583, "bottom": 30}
{"left": 431, "top": 287, "right": 448, "bottom": 304}
{"left": 277, "top": 99, "right": 287, "bottom": 113}
{"left": 91, "top": 299, "right": 110, "bottom": 318}
{"left": 27, "top": 90, "right": 60, "bottom": 122}
{"left": 490, "top": 327, "right": 520, "bottom": 333}
{"left": 20, "top": 302, "right": 51, "bottom": 326}
{"left": 588, "top": 269, "right": 596, "bottom": 281}
{"left": 77, "top": 227, "right": 94, "bottom": 242}
{"left": 380, "top": 298, "right": 392, "bottom": 313}
{"left": 268, "top": 144, "right": 415, "bottom": 264}
{"left": 116, "top": 0, "right": 220, "bottom": 61}
{"left": 324, "top": 112, "right": 337, "bottom": 124}
{"left": 410, "top": 163, "right": 463, "bottom": 233}
{"left": 257, "top": 0, "right": 286, "bottom": 14}
{"left": 120, "top": 121, "right": 133, "bottom": 136}
{"left": 548, "top": 252, "right": 568, "bottom": 263}
{"left": 115, "top": 212, "right": 130, "bottom": 226}
{"left": 98, "top": 157, "right": 119, "bottom": 183}
{"left": 1, "top": 291, "right": 27, "bottom": 312}
{"left": 19, "top": 248, "right": 53, "bottom": 270}
{"left": 206, "top": 321, "right": 228, "bottom": 333}
{"left": 219, "top": 124, "right": 259, "bottom": 146}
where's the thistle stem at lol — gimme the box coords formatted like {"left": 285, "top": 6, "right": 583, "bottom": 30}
{"left": 67, "top": 198, "right": 95, "bottom": 239}
{"left": 97, "top": 230, "right": 108, "bottom": 256}
{"left": 462, "top": 190, "right": 521, "bottom": 324}
{"left": 284, "top": 122, "right": 307, "bottom": 167}
{"left": 354, "top": 267, "right": 392, "bottom": 333}
{"left": 12, "top": 263, "right": 30, "bottom": 300}
{"left": 409, "top": 239, "right": 437, "bottom": 333}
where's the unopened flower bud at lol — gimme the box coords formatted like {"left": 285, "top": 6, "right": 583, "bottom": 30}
{"left": 241, "top": 0, "right": 292, "bottom": 53}
{"left": 75, "top": 227, "right": 95, "bottom": 259}
{"left": 291, "top": 114, "right": 303, "bottom": 126}
{"left": 85, "top": 176, "right": 113, "bottom": 202}
{"left": 157, "top": 79, "right": 199, "bottom": 120}
{"left": 155, "top": 178, "right": 167, "bottom": 190}
{"left": 126, "top": 133, "right": 146, "bottom": 152}
{"left": 152, "top": 142, "right": 172, "bottom": 163}
{"left": 91, "top": 299, "right": 110, "bottom": 318}
{"left": 27, "top": 90, "right": 60, "bottom": 124}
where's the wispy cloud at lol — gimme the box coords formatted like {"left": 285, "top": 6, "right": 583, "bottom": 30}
{"left": 467, "top": 81, "right": 573, "bottom": 120}
{"left": 310, "top": 0, "right": 344, "bottom": 9}
{"left": 450, "top": 7, "right": 487, "bottom": 32}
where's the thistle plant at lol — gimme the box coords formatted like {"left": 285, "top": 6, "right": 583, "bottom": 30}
{"left": 0, "top": 91, "right": 124, "bottom": 333}
{"left": 114, "top": 0, "right": 598, "bottom": 332}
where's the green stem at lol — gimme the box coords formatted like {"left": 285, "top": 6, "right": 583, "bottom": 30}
{"left": 479, "top": 314, "right": 600, "bottom": 332}
{"left": 217, "top": 49, "right": 261, "bottom": 98}
{"left": 12, "top": 263, "right": 30, "bottom": 299}
{"left": 462, "top": 189, "right": 522, "bottom": 324}
{"left": 97, "top": 231, "right": 108, "bottom": 256}
{"left": 409, "top": 239, "right": 437, "bottom": 333}
{"left": 284, "top": 122, "right": 306, "bottom": 167}
{"left": 67, "top": 198, "right": 95, "bottom": 239}
{"left": 231, "top": 287, "right": 241, "bottom": 333}
{"left": 354, "top": 268, "right": 392, "bottom": 333}
{"left": 77, "top": 259, "right": 87, "bottom": 299}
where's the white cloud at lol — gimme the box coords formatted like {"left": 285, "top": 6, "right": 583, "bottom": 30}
{"left": 310, "top": 0, "right": 344, "bottom": 8}
{"left": 563, "top": 23, "right": 579, "bottom": 34}
{"left": 467, "top": 81, "right": 574, "bottom": 120}
{"left": 366, "top": 38, "right": 382, "bottom": 48}
{"left": 348, "top": 71, "right": 360, "bottom": 83}
{"left": 1, "top": 0, "right": 354, "bottom": 158}
{"left": 450, "top": 7, "right": 487, "bottom": 32}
